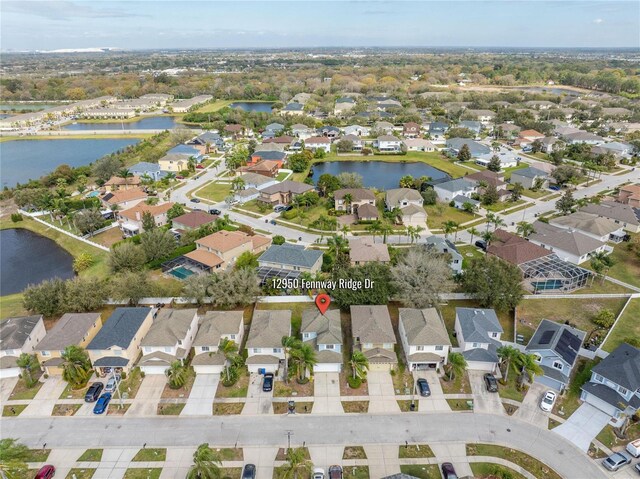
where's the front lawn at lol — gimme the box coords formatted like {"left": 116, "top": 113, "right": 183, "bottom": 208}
{"left": 341, "top": 401, "right": 368, "bottom": 413}
{"left": 119, "top": 368, "right": 144, "bottom": 399}
{"left": 212, "top": 402, "right": 244, "bottom": 415}
{"left": 123, "top": 469, "right": 162, "bottom": 479}
{"left": 198, "top": 181, "right": 232, "bottom": 202}
{"left": 497, "top": 374, "right": 527, "bottom": 403}
{"left": 424, "top": 204, "right": 477, "bottom": 230}
{"left": 343, "top": 446, "right": 367, "bottom": 459}
{"left": 274, "top": 379, "right": 314, "bottom": 398}
{"left": 446, "top": 399, "right": 474, "bottom": 411}
{"left": 466, "top": 444, "right": 562, "bottom": 479}
{"left": 596, "top": 422, "right": 640, "bottom": 449}
{"left": 216, "top": 368, "right": 249, "bottom": 398}
{"left": 9, "top": 374, "right": 44, "bottom": 400}
{"left": 399, "top": 465, "right": 441, "bottom": 479}
{"left": 470, "top": 463, "right": 526, "bottom": 479}
{"left": 52, "top": 404, "right": 81, "bottom": 416}
{"left": 343, "top": 466, "right": 370, "bottom": 479}
{"left": 439, "top": 370, "right": 472, "bottom": 395}
{"left": 398, "top": 444, "right": 435, "bottom": 458}
{"left": 60, "top": 382, "right": 92, "bottom": 400}
{"left": 2, "top": 405, "right": 27, "bottom": 416}
{"left": 603, "top": 298, "right": 640, "bottom": 352}
{"left": 132, "top": 448, "right": 167, "bottom": 462}
{"left": 157, "top": 403, "right": 185, "bottom": 415}
{"left": 78, "top": 449, "right": 103, "bottom": 462}
{"left": 162, "top": 367, "right": 196, "bottom": 398}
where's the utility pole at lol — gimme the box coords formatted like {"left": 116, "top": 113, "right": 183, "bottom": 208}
{"left": 285, "top": 430, "right": 293, "bottom": 452}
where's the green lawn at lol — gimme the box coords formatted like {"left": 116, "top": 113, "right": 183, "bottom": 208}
{"left": 497, "top": 374, "right": 527, "bottom": 402}
{"left": 343, "top": 466, "right": 370, "bottom": 479}
{"left": 194, "top": 100, "right": 233, "bottom": 113}
{"left": 589, "top": 237, "right": 640, "bottom": 288}
{"left": 157, "top": 403, "right": 185, "bottom": 415}
{"left": 456, "top": 244, "right": 484, "bottom": 269}
{"left": 603, "top": 298, "right": 640, "bottom": 352}
{"left": 123, "top": 469, "right": 162, "bottom": 479}
{"left": 470, "top": 463, "right": 526, "bottom": 479}
{"left": 0, "top": 293, "right": 28, "bottom": 320}
{"left": 132, "top": 448, "right": 166, "bottom": 462}
{"left": 2, "top": 404, "right": 27, "bottom": 416}
{"left": 596, "top": 422, "right": 640, "bottom": 449}
{"left": 520, "top": 188, "right": 551, "bottom": 199}
{"left": 197, "top": 181, "right": 232, "bottom": 202}
{"left": 484, "top": 199, "right": 527, "bottom": 213}
{"left": 235, "top": 199, "right": 270, "bottom": 216}
{"left": 78, "top": 449, "right": 103, "bottom": 462}
{"left": 399, "top": 465, "right": 441, "bottom": 479}
{"left": 398, "top": 445, "right": 435, "bottom": 458}
{"left": 276, "top": 171, "right": 290, "bottom": 181}
{"left": 65, "top": 469, "right": 96, "bottom": 479}
{"left": 466, "top": 444, "right": 561, "bottom": 479}
{"left": 424, "top": 205, "right": 478, "bottom": 230}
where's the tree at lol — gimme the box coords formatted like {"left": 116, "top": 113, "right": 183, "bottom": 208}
{"left": 74, "top": 208, "right": 104, "bottom": 235}
{"left": 336, "top": 139, "right": 354, "bottom": 153}
{"left": 457, "top": 144, "right": 471, "bottom": 162}
{"left": 61, "top": 346, "right": 92, "bottom": 389}
{"left": 487, "top": 155, "right": 502, "bottom": 172}
{"left": 280, "top": 447, "right": 313, "bottom": 479}
{"left": 92, "top": 156, "right": 122, "bottom": 182}
{"left": 510, "top": 183, "right": 524, "bottom": 202}
{"left": 235, "top": 251, "right": 259, "bottom": 270}
{"left": 288, "top": 151, "right": 313, "bottom": 173}
{"left": 272, "top": 235, "right": 286, "bottom": 245}
{"left": 341, "top": 193, "right": 353, "bottom": 214}
{"left": 551, "top": 165, "right": 581, "bottom": 186}
{"left": 349, "top": 350, "right": 369, "bottom": 380}
{"left": 391, "top": 247, "right": 455, "bottom": 308}
{"left": 461, "top": 256, "right": 524, "bottom": 311}
{"left": 331, "top": 263, "right": 396, "bottom": 309}
{"left": 468, "top": 227, "right": 479, "bottom": 245}
{"left": 219, "top": 338, "right": 242, "bottom": 384}
{"left": 590, "top": 251, "right": 615, "bottom": 284}
{"left": 167, "top": 203, "right": 186, "bottom": 220}
{"left": 317, "top": 174, "right": 341, "bottom": 196}
{"left": 556, "top": 189, "right": 576, "bottom": 215}
{"left": 231, "top": 176, "right": 246, "bottom": 191}
{"left": 516, "top": 221, "right": 535, "bottom": 238}
{"left": 141, "top": 211, "right": 157, "bottom": 231}
{"left": 109, "top": 271, "right": 152, "bottom": 305}
{"left": 497, "top": 345, "right": 520, "bottom": 383}
{"left": 16, "top": 354, "right": 38, "bottom": 388}
{"left": 442, "top": 220, "right": 458, "bottom": 240}
{"left": 140, "top": 228, "right": 176, "bottom": 262}
{"left": 462, "top": 201, "right": 477, "bottom": 215}
{"left": 399, "top": 175, "right": 414, "bottom": 189}
{"left": 289, "top": 342, "right": 317, "bottom": 383}
{"left": 187, "top": 443, "right": 222, "bottom": 479}
{"left": 515, "top": 353, "right": 544, "bottom": 390}
{"left": 530, "top": 139, "right": 544, "bottom": 154}
{"left": 117, "top": 168, "right": 133, "bottom": 185}
{"left": 445, "top": 352, "right": 467, "bottom": 381}
{"left": 481, "top": 184, "right": 500, "bottom": 205}
{"left": 109, "top": 242, "right": 146, "bottom": 273}
{"left": 281, "top": 336, "right": 300, "bottom": 384}
{"left": 166, "top": 361, "right": 188, "bottom": 389}
{"left": 226, "top": 146, "right": 249, "bottom": 171}
{"left": 64, "top": 277, "right": 108, "bottom": 312}
{"left": 336, "top": 172, "right": 363, "bottom": 189}
{"left": 23, "top": 278, "right": 67, "bottom": 316}
{"left": 593, "top": 309, "right": 615, "bottom": 329}
{"left": 209, "top": 268, "right": 261, "bottom": 308}
{"left": 73, "top": 253, "right": 94, "bottom": 273}
{"left": 421, "top": 188, "right": 438, "bottom": 205}
{"left": 0, "top": 438, "right": 30, "bottom": 479}
{"left": 182, "top": 274, "right": 212, "bottom": 306}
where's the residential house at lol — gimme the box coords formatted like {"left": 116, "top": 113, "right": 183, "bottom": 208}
{"left": 428, "top": 122, "right": 449, "bottom": 141}
{"left": 510, "top": 167, "right": 549, "bottom": 190}
{"left": 248, "top": 150, "right": 286, "bottom": 167}
{"left": 191, "top": 311, "right": 244, "bottom": 375}
{"left": 433, "top": 178, "right": 477, "bottom": 202}
{"left": 291, "top": 93, "right": 312, "bottom": 104}
{"left": 354, "top": 203, "right": 379, "bottom": 221}
{"left": 318, "top": 126, "right": 341, "bottom": 139}
{"left": 87, "top": 307, "right": 155, "bottom": 375}
{"left": 446, "top": 138, "right": 491, "bottom": 157}
{"left": 385, "top": 188, "right": 427, "bottom": 226}
{"left": 334, "top": 188, "right": 376, "bottom": 214}
{"left": 305, "top": 136, "right": 332, "bottom": 153}
{"left": 138, "top": 309, "right": 199, "bottom": 375}
{"left": 425, "top": 236, "right": 463, "bottom": 274}
{"left": 538, "top": 137, "right": 560, "bottom": 154}
{"left": 334, "top": 97, "right": 356, "bottom": 116}
{"left": 167, "top": 144, "right": 202, "bottom": 162}
{"left": 402, "top": 122, "right": 421, "bottom": 138}
{"left": 454, "top": 308, "right": 503, "bottom": 372}
{"left": 245, "top": 310, "right": 291, "bottom": 374}
{"left": 158, "top": 153, "right": 189, "bottom": 172}
{"left": 264, "top": 123, "right": 285, "bottom": 135}
{"left": 399, "top": 308, "right": 451, "bottom": 371}
{"left": 459, "top": 120, "right": 482, "bottom": 135}
{"left": 188, "top": 131, "right": 225, "bottom": 153}
{"left": 525, "top": 100, "right": 555, "bottom": 110}
{"left": 452, "top": 195, "right": 480, "bottom": 211}
{"left": 104, "top": 175, "right": 142, "bottom": 192}
{"left": 239, "top": 159, "right": 280, "bottom": 178}
{"left": 376, "top": 135, "right": 403, "bottom": 152}
{"left": 264, "top": 135, "right": 295, "bottom": 146}
{"left": 350, "top": 305, "right": 397, "bottom": 371}
{"left": 564, "top": 131, "right": 604, "bottom": 145}
{"left": 403, "top": 139, "right": 436, "bottom": 152}
{"left": 183, "top": 230, "right": 271, "bottom": 272}
{"left": 466, "top": 109, "right": 495, "bottom": 125}
{"left": 617, "top": 184, "right": 640, "bottom": 208}
{"left": 291, "top": 124, "right": 315, "bottom": 140}
{"left": 171, "top": 211, "right": 218, "bottom": 233}
{"left": 281, "top": 102, "right": 304, "bottom": 116}
{"left": 528, "top": 221, "right": 611, "bottom": 264}
{"left": 348, "top": 237, "right": 390, "bottom": 266}
{"left": 340, "top": 134, "right": 364, "bottom": 151}
{"left": 170, "top": 95, "right": 213, "bottom": 113}
{"left": 466, "top": 170, "right": 507, "bottom": 192}
{"left": 129, "top": 162, "right": 167, "bottom": 182}
{"left": 475, "top": 150, "right": 519, "bottom": 170}
{"left": 581, "top": 201, "right": 640, "bottom": 233}
{"left": 495, "top": 123, "right": 520, "bottom": 139}
{"left": 254, "top": 143, "right": 287, "bottom": 154}
{"left": 0, "top": 316, "right": 46, "bottom": 378}
{"left": 593, "top": 142, "right": 634, "bottom": 160}
{"left": 101, "top": 188, "right": 148, "bottom": 210}
{"left": 343, "top": 125, "right": 371, "bottom": 137}
{"left": 35, "top": 313, "right": 102, "bottom": 376}
{"left": 239, "top": 172, "right": 278, "bottom": 191}
{"left": 258, "top": 181, "right": 315, "bottom": 206}
{"left": 373, "top": 97, "right": 402, "bottom": 111}
{"left": 515, "top": 129, "right": 545, "bottom": 147}
{"left": 117, "top": 202, "right": 174, "bottom": 237}
{"left": 581, "top": 343, "right": 640, "bottom": 427}
{"left": 301, "top": 309, "right": 343, "bottom": 372}
{"left": 224, "top": 124, "right": 246, "bottom": 137}
{"left": 258, "top": 244, "right": 323, "bottom": 275}
{"left": 550, "top": 212, "right": 625, "bottom": 243}
{"left": 373, "top": 121, "right": 395, "bottom": 135}
{"left": 525, "top": 319, "right": 586, "bottom": 391}
{"left": 601, "top": 107, "right": 632, "bottom": 119}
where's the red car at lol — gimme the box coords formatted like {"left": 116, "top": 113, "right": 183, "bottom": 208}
{"left": 196, "top": 164, "right": 204, "bottom": 169}
{"left": 35, "top": 465, "right": 56, "bottom": 479}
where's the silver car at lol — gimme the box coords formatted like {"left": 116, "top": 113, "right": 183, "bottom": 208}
{"left": 602, "top": 452, "right": 631, "bottom": 471}
{"left": 104, "top": 374, "right": 121, "bottom": 393}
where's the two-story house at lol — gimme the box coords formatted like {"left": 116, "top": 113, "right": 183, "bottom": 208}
{"left": 334, "top": 188, "right": 376, "bottom": 214}
{"left": 399, "top": 308, "right": 451, "bottom": 371}
{"left": 138, "top": 309, "right": 199, "bottom": 375}
{"left": 305, "top": 136, "right": 332, "bottom": 153}
{"left": 402, "top": 122, "right": 421, "bottom": 138}
{"left": 581, "top": 343, "right": 640, "bottom": 427}
{"left": 301, "top": 309, "right": 343, "bottom": 372}
{"left": 510, "top": 167, "right": 549, "bottom": 190}
{"left": 428, "top": 122, "right": 449, "bottom": 142}
{"left": 454, "top": 308, "right": 503, "bottom": 372}
{"left": 433, "top": 178, "right": 477, "bottom": 203}
{"left": 87, "top": 307, "right": 155, "bottom": 376}
{"left": 385, "top": 188, "right": 427, "bottom": 227}
{"left": 376, "top": 135, "right": 403, "bottom": 152}
{"left": 258, "top": 181, "right": 315, "bottom": 206}
{"left": 0, "top": 315, "right": 46, "bottom": 378}
{"left": 528, "top": 221, "right": 612, "bottom": 265}
{"left": 350, "top": 305, "right": 397, "bottom": 371}
{"left": 334, "top": 97, "right": 356, "bottom": 116}
{"left": 550, "top": 212, "right": 626, "bottom": 243}
{"left": 581, "top": 201, "right": 640, "bottom": 234}
{"left": 425, "top": 236, "right": 463, "bottom": 274}
{"left": 349, "top": 237, "right": 390, "bottom": 266}
{"left": 35, "top": 313, "right": 102, "bottom": 376}
{"left": 117, "top": 202, "right": 175, "bottom": 237}
{"left": 191, "top": 311, "right": 244, "bottom": 375}
{"left": 245, "top": 310, "right": 291, "bottom": 374}
{"left": 525, "top": 319, "right": 586, "bottom": 391}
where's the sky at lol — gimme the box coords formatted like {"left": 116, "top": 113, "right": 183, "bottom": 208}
{"left": 1, "top": 0, "right": 639, "bottom": 51}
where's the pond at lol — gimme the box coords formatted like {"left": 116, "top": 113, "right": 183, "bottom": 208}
{"left": 0, "top": 228, "right": 75, "bottom": 296}
{"left": 310, "top": 161, "right": 450, "bottom": 190}
{"left": 0, "top": 138, "right": 140, "bottom": 187}
{"left": 63, "top": 116, "right": 181, "bottom": 131}
{"left": 230, "top": 102, "right": 274, "bottom": 113}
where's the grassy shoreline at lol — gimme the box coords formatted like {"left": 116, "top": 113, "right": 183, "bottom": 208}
{"left": 0, "top": 133, "right": 153, "bottom": 142}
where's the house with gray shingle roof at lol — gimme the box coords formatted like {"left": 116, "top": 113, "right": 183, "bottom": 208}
{"left": 191, "top": 311, "right": 244, "bottom": 374}
{"left": 87, "top": 307, "right": 155, "bottom": 375}
{"left": 399, "top": 308, "right": 451, "bottom": 371}
{"left": 581, "top": 200, "right": 640, "bottom": 233}
{"left": 0, "top": 315, "right": 46, "bottom": 378}
{"left": 581, "top": 343, "right": 640, "bottom": 428}
{"left": 454, "top": 308, "right": 503, "bottom": 372}
{"left": 528, "top": 221, "right": 611, "bottom": 265}
{"left": 245, "top": 310, "right": 291, "bottom": 374}
{"left": 258, "top": 244, "right": 323, "bottom": 274}
{"left": 351, "top": 305, "right": 397, "bottom": 370}
{"left": 433, "top": 178, "right": 477, "bottom": 202}
{"left": 510, "top": 166, "right": 549, "bottom": 190}
{"left": 138, "top": 309, "right": 199, "bottom": 374}
{"left": 425, "top": 236, "right": 463, "bottom": 273}
{"left": 301, "top": 309, "right": 343, "bottom": 372}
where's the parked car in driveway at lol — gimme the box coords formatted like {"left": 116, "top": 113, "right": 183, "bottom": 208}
{"left": 241, "top": 464, "right": 256, "bottom": 479}
{"left": 539, "top": 390, "right": 557, "bottom": 412}
{"left": 474, "top": 240, "right": 487, "bottom": 251}
{"left": 104, "top": 374, "right": 121, "bottom": 393}
{"left": 441, "top": 462, "right": 458, "bottom": 479}
{"left": 262, "top": 373, "right": 274, "bottom": 392}
{"left": 35, "top": 465, "right": 56, "bottom": 479}
{"left": 84, "top": 382, "right": 104, "bottom": 402}
{"left": 313, "top": 468, "right": 325, "bottom": 479}
{"left": 627, "top": 438, "right": 640, "bottom": 457}
{"left": 602, "top": 452, "right": 631, "bottom": 471}
{"left": 483, "top": 373, "right": 498, "bottom": 393}
{"left": 634, "top": 462, "right": 640, "bottom": 475}
{"left": 417, "top": 378, "right": 431, "bottom": 397}
{"left": 93, "top": 393, "right": 112, "bottom": 414}
{"left": 328, "top": 465, "right": 343, "bottom": 479}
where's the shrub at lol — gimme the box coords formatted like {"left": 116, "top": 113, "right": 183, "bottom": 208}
{"left": 73, "top": 253, "right": 94, "bottom": 272}
{"left": 272, "top": 235, "right": 286, "bottom": 245}
{"left": 222, "top": 366, "right": 239, "bottom": 387}
{"left": 10, "top": 213, "right": 23, "bottom": 222}
{"left": 281, "top": 209, "right": 299, "bottom": 220}
{"left": 347, "top": 376, "right": 362, "bottom": 389}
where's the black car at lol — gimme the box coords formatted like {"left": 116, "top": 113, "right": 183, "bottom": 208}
{"left": 417, "top": 378, "right": 431, "bottom": 397}
{"left": 84, "top": 382, "right": 104, "bottom": 402}
{"left": 483, "top": 373, "right": 498, "bottom": 393}
{"left": 210, "top": 208, "right": 221, "bottom": 215}
{"left": 190, "top": 198, "right": 201, "bottom": 203}
{"left": 475, "top": 240, "right": 487, "bottom": 251}
{"left": 328, "top": 465, "right": 343, "bottom": 479}
{"left": 262, "top": 373, "right": 274, "bottom": 392}
{"left": 441, "top": 462, "right": 458, "bottom": 479}
{"left": 242, "top": 464, "right": 256, "bottom": 479}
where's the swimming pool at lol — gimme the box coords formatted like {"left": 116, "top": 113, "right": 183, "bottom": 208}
{"left": 169, "top": 266, "right": 195, "bottom": 279}
{"left": 86, "top": 191, "right": 100, "bottom": 198}
{"left": 531, "top": 280, "right": 563, "bottom": 291}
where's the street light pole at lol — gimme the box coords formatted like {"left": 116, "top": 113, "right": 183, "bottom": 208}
{"left": 285, "top": 430, "right": 293, "bottom": 452}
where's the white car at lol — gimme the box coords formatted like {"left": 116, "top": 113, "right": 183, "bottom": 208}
{"left": 540, "top": 390, "right": 556, "bottom": 412}
{"left": 313, "top": 468, "right": 325, "bottom": 479}
{"left": 104, "top": 374, "right": 121, "bottom": 393}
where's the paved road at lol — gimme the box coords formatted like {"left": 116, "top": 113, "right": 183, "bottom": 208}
{"left": 1, "top": 413, "right": 606, "bottom": 478}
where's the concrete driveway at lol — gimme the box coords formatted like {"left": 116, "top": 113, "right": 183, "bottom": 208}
{"left": 181, "top": 374, "right": 219, "bottom": 416}
{"left": 126, "top": 375, "right": 166, "bottom": 417}
{"left": 242, "top": 374, "right": 273, "bottom": 415}
{"left": 431, "top": 443, "right": 474, "bottom": 479}
{"left": 554, "top": 403, "right": 611, "bottom": 452}
{"left": 312, "top": 372, "right": 342, "bottom": 414}
{"left": 21, "top": 376, "right": 67, "bottom": 417}
{"left": 308, "top": 445, "right": 344, "bottom": 471}
{"left": 469, "top": 370, "right": 504, "bottom": 415}
{"left": 367, "top": 371, "right": 400, "bottom": 413}
{"left": 514, "top": 382, "right": 551, "bottom": 426}
{"left": 0, "top": 377, "right": 18, "bottom": 402}
{"left": 413, "top": 370, "right": 450, "bottom": 412}
{"left": 244, "top": 446, "right": 278, "bottom": 479}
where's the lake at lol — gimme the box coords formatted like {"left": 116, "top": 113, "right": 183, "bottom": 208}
{"left": 0, "top": 138, "right": 140, "bottom": 187}
{"left": 310, "top": 161, "right": 450, "bottom": 190}
{"left": 230, "top": 102, "right": 274, "bottom": 113}
{"left": 0, "top": 228, "right": 75, "bottom": 295}
{"left": 63, "top": 116, "right": 180, "bottom": 131}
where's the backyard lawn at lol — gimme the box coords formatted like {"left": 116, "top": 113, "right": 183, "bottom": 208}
{"left": 0, "top": 293, "right": 28, "bottom": 320}
{"left": 589, "top": 237, "right": 640, "bottom": 288}
{"left": 197, "top": 181, "right": 232, "bottom": 202}
{"left": 193, "top": 100, "right": 232, "bottom": 113}
{"left": 603, "top": 298, "right": 640, "bottom": 352}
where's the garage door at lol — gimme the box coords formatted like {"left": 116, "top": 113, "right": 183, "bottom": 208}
{"left": 0, "top": 368, "right": 20, "bottom": 379}
{"left": 369, "top": 362, "right": 393, "bottom": 372}
{"left": 466, "top": 360, "right": 496, "bottom": 371}
{"left": 314, "top": 363, "right": 341, "bottom": 373}
{"left": 194, "top": 365, "right": 224, "bottom": 375}
{"left": 140, "top": 365, "right": 169, "bottom": 375}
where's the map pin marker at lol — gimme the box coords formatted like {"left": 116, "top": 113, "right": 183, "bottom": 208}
{"left": 315, "top": 294, "right": 331, "bottom": 315}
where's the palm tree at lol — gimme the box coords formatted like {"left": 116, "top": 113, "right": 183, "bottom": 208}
{"left": 340, "top": 224, "right": 350, "bottom": 239}
{"left": 187, "top": 443, "right": 222, "bottom": 479}
{"left": 484, "top": 212, "right": 496, "bottom": 232}
{"left": 16, "top": 354, "right": 38, "bottom": 388}
{"left": 496, "top": 345, "right": 520, "bottom": 383}
{"left": 117, "top": 168, "right": 133, "bottom": 186}
{"left": 590, "top": 251, "right": 615, "bottom": 284}
{"left": 326, "top": 235, "right": 348, "bottom": 258}
{"left": 492, "top": 215, "right": 506, "bottom": 230}
{"left": 280, "top": 447, "right": 312, "bottom": 479}
{"left": 61, "top": 346, "right": 92, "bottom": 389}
{"left": 445, "top": 352, "right": 467, "bottom": 381}
{"left": 349, "top": 350, "right": 369, "bottom": 380}
{"left": 380, "top": 224, "right": 393, "bottom": 244}
{"left": 166, "top": 361, "right": 187, "bottom": 389}
{"left": 0, "top": 438, "right": 31, "bottom": 478}
{"left": 442, "top": 220, "right": 456, "bottom": 239}
{"left": 515, "top": 353, "right": 544, "bottom": 390}
{"left": 281, "top": 336, "right": 301, "bottom": 383}
{"left": 413, "top": 225, "right": 425, "bottom": 242}
{"left": 366, "top": 220, "right": 382, "bottom": 242}
{"left": 468, "top": 227, "right": 479, "bottom": 245}
{"left": 481, "top": 230, "right": 495, "bottom": 255}
{"left": 218, "top": 338, "right": 241, "bottom": 383}
{"left": 289, "top": 342, "right": 317, "bottom": 383}
{"left": 231, "top": 177, "right": 246, "bottom": 191}
{"left": 516, "top": 221, "right": 535, "bottom": 238}
{"left": 342, "top": 193, "right": 353, "bottom": 214}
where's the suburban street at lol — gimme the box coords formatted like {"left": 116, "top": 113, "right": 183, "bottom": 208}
{"left": 1, "top": 413, "right": 607, "bottom": 479}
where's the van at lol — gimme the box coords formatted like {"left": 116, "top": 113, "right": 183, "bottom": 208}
{"left": 626, "top": 438, "right": 640, "bottom": 458}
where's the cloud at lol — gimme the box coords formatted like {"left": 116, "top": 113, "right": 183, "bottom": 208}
{"left": 593, "top": 18, "right": 604, "bottom": 24}
{"left": 2, "top": 1, "right": 147, "bottom": 20}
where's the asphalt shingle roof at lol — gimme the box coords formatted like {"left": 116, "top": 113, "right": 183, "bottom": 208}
{"left": 88, "top": 308, "right": 151, "bottom": 350}
{"left": 456, "top": 308, "right": 503, "bottom": 345}
{"left": 399, "top": 308, "right": 451, "bottom": 346}
{"left": 301, "top": 309, "right": 342, "bottom": 346}
{"left": 351, "top": 305, "right": 396, "bottom": 344}
{"left": 246, "top": 310, "right": 291, "bottom": 349}
{"left": 0, "top": 315, "right": 42, "bottom": 350}
{"left": 259, "top": 244, "right": 323, "bottom": 269}
{"left": 140, "top": 309, "right": 197, "bottom": 347}
{"left": 592, "top": 343, "right": 640, "bottom": 391}
{"left": 35, "top": 313, "right": 100, "bottom": 351}
{"left": 193, "top": 311, "right": 244, "bottom": 347}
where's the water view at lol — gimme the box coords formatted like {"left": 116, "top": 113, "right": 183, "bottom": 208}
{"left": 310, "top": 161, "right": 449, "bottom": 190}
{"left": 0, "top": 228, "right": 75, "bottom": 295}
{"left": 63, "top": 115, "right": 181, "bottom": 131}
{"left": 0, "top": 138, "right": 139, "bottom": 187}
{"left": 230, "top": 101, "right": 274, "bottom": 113}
